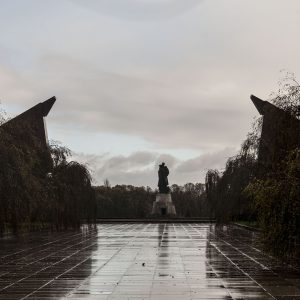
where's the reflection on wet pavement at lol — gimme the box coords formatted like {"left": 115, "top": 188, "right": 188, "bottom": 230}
{"left": 0, "top": 223, "right": 299, "bottom": 299}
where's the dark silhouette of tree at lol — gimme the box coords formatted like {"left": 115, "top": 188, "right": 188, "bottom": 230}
{"left": 94, "top": 184, "right": 153, "bottom": 218}
{"left": 0, "top": 111, "right": 96, "bottom": 235}
{"left": 272, "top": 71, "right": 300, "bottom": 119}
{"left": 94, "top": 182, "right": 206, "bottom": 219}
{"left": 170, "top": 183, "right": 206, "bottom": 218}
{"left": 205, "top": 170, "right": 220, "bottom": 220}
{"left": 204, "top": 72, "right": 300, "bottom": 260}
{"left": 245, "top": 149, "right": 300, "bottom": 259}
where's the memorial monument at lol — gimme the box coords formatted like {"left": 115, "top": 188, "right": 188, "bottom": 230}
{"left": 0, "top": 96, "right": 56, "bottom": 171}
{"left": 152, "top": 163, "right": 176, "bottom": 216}
{"left": 1, "top": 96, "right": 56, "bottom": 150}
{"left": 251, "top": 94, "right": 300, "bottom": 172}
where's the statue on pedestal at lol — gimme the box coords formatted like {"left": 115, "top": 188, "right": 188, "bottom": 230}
{"left": 158, "top": 162, "right": 169, "bottom": 194}
{"left": 152, "top": 162, "right": 176, "bottom": 216}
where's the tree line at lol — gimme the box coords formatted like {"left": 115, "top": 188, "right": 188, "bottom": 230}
{"left": 94, "top": 181, "right": 206, "bottom": 218}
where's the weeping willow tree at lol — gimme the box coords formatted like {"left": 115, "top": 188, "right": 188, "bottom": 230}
{"left": 205, "top": 71, "right": 300, "bottom": 260}
{"left": 0, "top": 109, "right": 96, "bottom": 235}
{"left": 205, "top": 170, "right": 220, "bottom": 219}
{"left": 272, "top": 71, "right": 300, "bottom": 118}
{"left": 204, "top": 101, "right": 261, "bottom": 222}
{"left": 95, "top": 184, "right": 153, "bottom": 218}
{"left": 48, "top": 142, "right": 97, "bottom": 229}
{"left": 245, "top": 72, "right": 300, "bottom": 260}
{"left": 205, "top": 151, "right": 257, "bottom": 222}
{"left": 245, "top": 149, "right": 300, "bottom": 259}
{"left": 170, "top": 183, "right": 205, "bottom": 218}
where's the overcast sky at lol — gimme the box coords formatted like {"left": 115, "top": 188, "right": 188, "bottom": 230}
{"left": 1, "top": 0, "right": 300, "bottom": 187}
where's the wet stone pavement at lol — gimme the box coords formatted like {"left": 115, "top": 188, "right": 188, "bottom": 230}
{"left": 0, "top": 224, "right": 299, "bottom": 300}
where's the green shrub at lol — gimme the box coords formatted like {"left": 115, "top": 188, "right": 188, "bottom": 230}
{"left": 245, "top": 149, "right": 300, "bottom": 259}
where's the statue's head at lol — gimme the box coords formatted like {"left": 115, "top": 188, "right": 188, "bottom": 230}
{"left": 161, "top": 162, "right": 165, "bottom": 166}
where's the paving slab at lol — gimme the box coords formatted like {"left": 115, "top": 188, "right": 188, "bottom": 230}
{"left": 0, "top": 223, "right": 299, "bottom": 299}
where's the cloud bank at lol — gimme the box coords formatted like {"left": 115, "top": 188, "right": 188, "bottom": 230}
{"left": 1, "top": 0, "right": 300, "bottom": 186}
{"left": 72, "top": 147, "right": 237, "bottom": 187}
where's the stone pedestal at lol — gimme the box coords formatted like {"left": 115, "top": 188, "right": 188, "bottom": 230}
{"left": 151, "top": 193, "right": 176, "bottom": 216}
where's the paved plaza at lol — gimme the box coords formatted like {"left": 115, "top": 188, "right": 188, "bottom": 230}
{"left": 0, "top": 223, "right": 299, "bottom": 300}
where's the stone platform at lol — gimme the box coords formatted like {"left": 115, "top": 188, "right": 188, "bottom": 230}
{"left": 151, "top": 193, "right": 176, "bottom": 216}
{"left": 0, "top": 223, "right": 299, "bottom": 299}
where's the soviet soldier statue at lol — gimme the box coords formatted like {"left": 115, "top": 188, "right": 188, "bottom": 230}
{"left": 158, "top": 162, "right": 170, "bottom": 193}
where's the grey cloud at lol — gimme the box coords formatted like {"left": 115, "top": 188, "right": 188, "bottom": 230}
{"left": 2, "top": 0, "right": 300, "bottom": 186}
{"left": 127, "top": 151, "right": 156, "bottom": 165}
{"left": 4, "top": 54, "right": 252, "bottom": 151}
{"left": 175, "top": 147, "right": 237, "bottom": 173}
{"left": 72, "top": 151, "right": 159, "bottom": 186}
{"left": 155, "top": 154, "right": 177, "bottom": 168}
{"left": 0, "top": 65, "right": 35, "bottom": 105}
{"left": 68, "top": 0, "right": 203, "bottom": 21}
{"left": 72, "top": 147, "right": 236, "bottom": 187}
{"left": 104, "top": 152, "right": 156, "bottom": 170}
